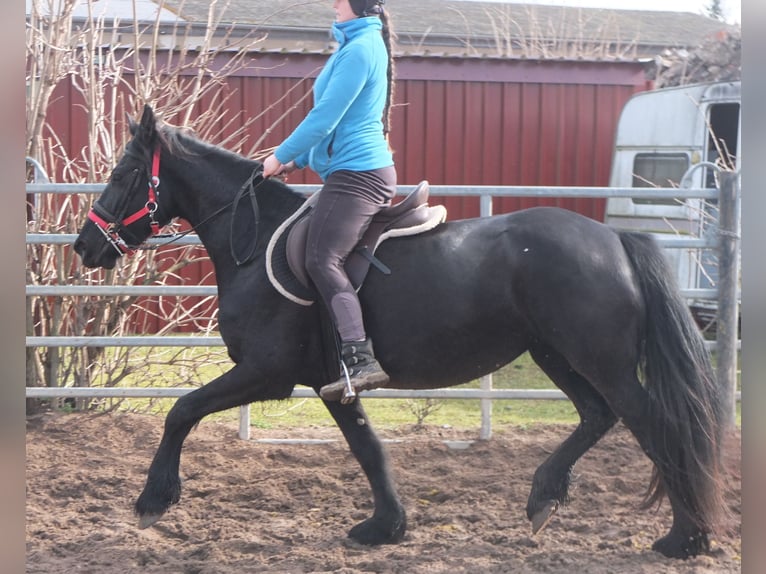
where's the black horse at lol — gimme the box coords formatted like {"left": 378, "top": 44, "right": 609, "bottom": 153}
{"left": 74, "top": 105, "right": 726, "bottom": 559}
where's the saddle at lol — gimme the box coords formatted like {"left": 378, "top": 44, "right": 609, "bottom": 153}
{"left": 266, "top": 181, "right": 447, "bottom": 306}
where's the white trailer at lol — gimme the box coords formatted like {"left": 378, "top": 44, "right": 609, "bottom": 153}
{"left": 605, "top": 81, "right": 740, "bottom": 329}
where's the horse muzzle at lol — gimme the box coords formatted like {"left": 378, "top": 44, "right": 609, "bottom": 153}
{"left": 73, "top": 221, "right": 121, "bottom": 269}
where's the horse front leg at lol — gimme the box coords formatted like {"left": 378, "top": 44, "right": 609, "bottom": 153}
{"left": 322, "top": 398, "right": 406, "bottom": 545}
{"left": 135, "top": 363, "right": 288, "bottom": 528}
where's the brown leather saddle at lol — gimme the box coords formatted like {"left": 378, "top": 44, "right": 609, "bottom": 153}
{"left": 266, "top": 181, "right": 447, "bottom": 305}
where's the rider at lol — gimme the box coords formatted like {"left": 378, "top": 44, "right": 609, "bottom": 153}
{"left": 262, "top": 0, "right": 396, "bottom": 401}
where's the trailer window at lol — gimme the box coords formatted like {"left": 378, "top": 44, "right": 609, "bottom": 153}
{"left": 631, "top": 153, "right": 689, "bottom": 205}
{"left": 705, "top": 102, "right": 739, "bottom": 187}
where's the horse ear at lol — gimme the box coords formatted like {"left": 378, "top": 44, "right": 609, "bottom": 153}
{"left": 134, "top": 104, "right": 157, "bottom": 145}
{"left": 127, "top": 114, "right": 138, "bottom": 136}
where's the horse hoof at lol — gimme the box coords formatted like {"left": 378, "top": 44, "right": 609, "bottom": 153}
{"left": 530, "top": 499, "right": 559, "bottom": 535}
{"left": 348, "top": 512, "right": 407, "bottom": 545}
{"left": 652, "top": 531, "right": 710, "bottom": 558}
{"left": 137, "top": 512, "right": 165, "bottom": 530}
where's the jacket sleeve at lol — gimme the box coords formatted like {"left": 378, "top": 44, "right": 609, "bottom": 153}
{"left": 274, "top": 45, "right": 370, "bottom": 165}
{"left": 293, "top": 151, "right": 310, "bottom": 170}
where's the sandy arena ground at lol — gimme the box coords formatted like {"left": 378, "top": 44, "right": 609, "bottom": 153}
{"left": 26, "top": 412, "right": 741, "bottom": 573}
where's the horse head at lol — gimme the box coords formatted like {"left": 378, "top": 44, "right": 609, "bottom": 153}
{"left": 74, "top": 104, "right": 173, "bottom": 269}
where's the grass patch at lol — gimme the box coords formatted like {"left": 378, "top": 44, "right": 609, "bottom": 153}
{"left": 77, "top": 346, "right": 741, "bottom": 431}
{"left": 83, "top": 349, "right": 575, "bottom": 429}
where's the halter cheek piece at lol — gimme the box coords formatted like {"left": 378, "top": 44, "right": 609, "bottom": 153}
{"left": 87, "top": 144, "right": 162, "bottom": 256}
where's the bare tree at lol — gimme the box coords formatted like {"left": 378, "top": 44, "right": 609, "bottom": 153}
{"left": 25, "top": 0, "right": 306, "bottom": 411}
{"left": 464, "top": 5, "right": 639, "bottom": 60}
{"left": 706, "top": 0, "right": 725, "bottom": 21}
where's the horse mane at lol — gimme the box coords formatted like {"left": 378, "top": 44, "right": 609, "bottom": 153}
{"left": 156, "top": 123, "right": 225, "bottom": 160}
{"left": 155, "top": 121, "right": 307, "bottom": 212}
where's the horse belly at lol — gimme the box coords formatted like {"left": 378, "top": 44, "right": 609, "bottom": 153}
{"left": 360, "top": 244, "right": 528, "bottom": 389}
{"left": 387, "top": 313, "right": 527, "bottom": 389}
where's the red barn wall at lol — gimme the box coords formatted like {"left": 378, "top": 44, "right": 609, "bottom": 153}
{"left": 41, "top": 53, "right": 650, "bottom": 332}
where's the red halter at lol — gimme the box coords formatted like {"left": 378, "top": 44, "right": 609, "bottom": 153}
{"left": 87, "top": 144, "right": 162, "bottom": 255}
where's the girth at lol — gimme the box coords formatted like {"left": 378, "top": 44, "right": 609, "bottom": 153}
{"left": 266, "top": 181, "right": 447, "bottom": 306}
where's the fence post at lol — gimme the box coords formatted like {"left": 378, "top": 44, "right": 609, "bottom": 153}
{"left": 716, "top": 171, "right": 740, "bottom": 428}
{"left": 479, "top": 194, "right": 493, "bottom": 440}
{"left": 239, "top": 404, "right": 251, "bottom": 440}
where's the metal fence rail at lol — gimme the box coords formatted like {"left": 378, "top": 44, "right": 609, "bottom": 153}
{"left": 24, "top": 386, "right": 569, "bottom": 400}
{"left": 26, "top": 181, "right": 739, "bottom": 439}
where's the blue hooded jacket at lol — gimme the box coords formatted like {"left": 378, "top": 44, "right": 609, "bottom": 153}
{"left": 274, "top": 17, "right": 393, "bottom": 181}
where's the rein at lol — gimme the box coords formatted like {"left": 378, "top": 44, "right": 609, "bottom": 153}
{"left": 229, "top": 167, "right": 262, "bottom": 267}
{"left": 148, "top": 167, "right": 264, "bottom": 265}
{"left": 88, "top": 143, "right": 265, "bottom": 265}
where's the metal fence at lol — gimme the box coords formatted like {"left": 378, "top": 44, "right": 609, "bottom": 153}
{"left": 25, "top": 177, "right": 740, "bottom": 439}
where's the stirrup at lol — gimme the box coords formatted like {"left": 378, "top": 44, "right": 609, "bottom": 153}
{"left": 321, "top": 360, "right": 360, "bottom": 404}
{"left": 339, "top": 359, "right": 357, "bottom": 404}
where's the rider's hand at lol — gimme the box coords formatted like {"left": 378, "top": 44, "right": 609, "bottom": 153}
{"left": 263, "top": 155, "right": 297, "bottom": 179}
{"left": 280, "top": 161, "right": 297, "bottom": 176}
{"left": 262, "top": 154, "right": 284, "bottom": 178}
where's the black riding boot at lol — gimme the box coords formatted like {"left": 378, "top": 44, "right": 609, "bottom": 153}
{"left": 319, "top": 338, "right": 390, "bottom": 403}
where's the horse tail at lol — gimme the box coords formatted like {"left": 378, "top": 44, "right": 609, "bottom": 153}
{"left": 618, "top": 231, "right": 726, "bottom": 534}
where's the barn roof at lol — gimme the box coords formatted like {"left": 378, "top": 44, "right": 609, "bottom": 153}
{"left": 31, "top": 0, "right": 737, "bottom": 61}
{"left": 154, "top": 0, "right": 736, "bottom": 59}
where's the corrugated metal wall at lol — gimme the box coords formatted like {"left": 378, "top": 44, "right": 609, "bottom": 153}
{"left": 41, "top": 53, "right": 649, "bottom": 332}
{"left": 45, "top": 53, "right": 649, "bottom": 217}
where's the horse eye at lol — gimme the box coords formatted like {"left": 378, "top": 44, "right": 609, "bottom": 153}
{"left": 110, "top": 168, "right": 139, "bottom": 183}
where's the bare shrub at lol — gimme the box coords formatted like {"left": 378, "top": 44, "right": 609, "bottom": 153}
{"left": 470, "top": 5, "right": 639, "bottom": 60}
{"left": 25, "top": 0, "right": 304, "bottom": 410}
{"left": 406, "top": 398, "right": 444, "bottom": 429}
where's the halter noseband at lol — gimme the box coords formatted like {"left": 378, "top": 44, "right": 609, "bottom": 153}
{"left": 87, "top": 144, "right": 162, "bottom": 255}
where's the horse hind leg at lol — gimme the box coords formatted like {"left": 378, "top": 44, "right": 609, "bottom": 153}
{"left": 613, "top": 229, "right": 725, "bottom": 557}
{"left": 321, "top": 397, "right": 406, "bottom": 545}
{"left": 585, "top": 368, "right": 720, "bottom": 558}
{"left": 525, "top": 345, "right": 618, "bottom": 535}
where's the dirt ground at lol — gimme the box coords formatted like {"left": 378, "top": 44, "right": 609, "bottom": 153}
{"left": 26, "top": 412, "right": 741, "bottom": 573}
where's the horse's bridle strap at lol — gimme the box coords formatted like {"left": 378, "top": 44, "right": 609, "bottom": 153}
{"left": 87, "top": 144, "right": 162, "bottom": 254}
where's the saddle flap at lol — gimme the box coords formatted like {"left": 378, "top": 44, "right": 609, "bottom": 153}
{"left": 286, "top": 216, "right": 312, "bottom": 289}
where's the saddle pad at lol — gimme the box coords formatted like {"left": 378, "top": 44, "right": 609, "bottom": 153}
{"left": 266, "top": 194, "right": 318, "bottom": 306}
{"left": 266, "top": 194, "right": 447, "bottom": 306}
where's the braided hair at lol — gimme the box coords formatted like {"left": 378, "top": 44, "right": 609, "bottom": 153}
{"left": 349, "top": 0, "right": 395, "bottom": 136}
